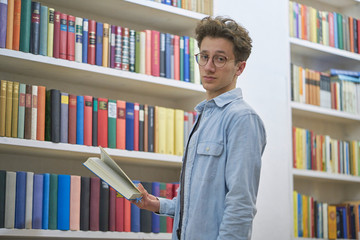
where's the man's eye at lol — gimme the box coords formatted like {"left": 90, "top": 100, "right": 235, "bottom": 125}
{"left": 216, "top": 56, "right": 226, "bottom": 62}
{"left": 201, "top": 55, "right": 209, "bottom": 60}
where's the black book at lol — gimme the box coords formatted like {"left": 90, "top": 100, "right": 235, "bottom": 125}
{"left": 30, "top": 2, "right": 41, "bottom": 54}
{"left": 139, "top": 104, "right": 144, "bottom": 151}
{"left": 99, "top": 180, "right": 109, "bottom": 231}
{"left": 80, "top": 176, "right": 90, "bottom": 231}
{"left": 160, "top": 33, "right": 166, "bottom": 78}
{"left": 148, "top": 106, "right": 154, "bottom": 152}
{"left": 0, "top": 170, "right": 6, "bottom": 228}
{"left": 354, "top": 18, "right": 358, "bottom": 54}
{"left": 51, "top": 89, "right": 61, "bottom": 143}
{"left": 45, "top": 90, "right": 51, "bottom": 141}
{"left": 140, "top": 182, "right": 152, "bottom": 233}
{"left": 92, "top": 98, "right": 98, "bottom": 146}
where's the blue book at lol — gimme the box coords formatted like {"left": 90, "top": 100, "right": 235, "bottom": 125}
{"left": 57, "top": 175, "right": 70, "bottom": 230}
{"left": 131, "top": 180, "right": 140, "bottom": 232}
{"left": 14, "top": 171, "right": 26, "bottom": 229}
{"left": 96, "top": 22, "right": 103, "bottom": 66}
{"left": 164, "top": 0, "right": 171, "bottom": 5}
{"left": 82, "top": 18, "right": 88, "bottom": 63}
{"left": 165, "top": 33, "right": 171, "bottom": 79}
{"left": 340, "top": 206, "right": 348, "bottom": 238}
{"left": 33, "top": 174, "right": 44, "bottom": 229}
{"left": 125, "top": 102, "right": 134, "bottom": 151}
{"left": 42, "top": 173, "right": 50, "bottom": 229}
{"left": 183, "top": 36, "right": 190, "bottom": 82}
{"left": 39, "top": 5, "right": 48, "bottom": 56}
{"left": 76, "top": 95, "right": 84, "bottom": 145}
{"left": 151, "top": 182, "right": 160, "bottom": 233}
{"left": 333, "top": 12, "right": 338, "bottom": 49}
{"left": 297, "top": 193, "right": 302, "bottom": 237}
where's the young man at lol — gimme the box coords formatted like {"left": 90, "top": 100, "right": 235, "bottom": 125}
{"left": 132, "top": 16, "right": 267, "bottom": 240}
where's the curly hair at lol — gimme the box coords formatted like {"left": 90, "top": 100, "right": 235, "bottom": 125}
{"left": 195, "top": 16, "right": 252, "bottom": 62}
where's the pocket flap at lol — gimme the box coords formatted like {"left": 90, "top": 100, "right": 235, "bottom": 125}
{"left": 197, "top": 142, "right": 223, "bottom": 156}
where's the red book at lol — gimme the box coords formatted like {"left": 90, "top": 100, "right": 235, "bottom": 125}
{"left": 115, "top": 192, "right": 124, "bottom": 232}
{"left": 84, "top": 95, "right": 93, "bottom": 146}
{"left": 68, "top": 94, "right": 77, "bottom": 144}
{"left": 88, "top": 20, "right": 96, "bottom": 65}
{"left": 166, "top": 183, "right": 173, "bottom": 233}
{"left": 358, "top": 19, "right": 360, "bottom": 54}
{"left": 53, "top": 11, "right": 60, "bottom": 58}
{"left": 90, "top": 177, "right": 100, "bottom": 231}
{"left": 98, "top": 98, "right": 108, "bottom": 148}
{"left": 124, "top": 199, "right": 131, "bottom": 232}
{"left": 145, "top": 30, "right": 151, "bottom": 75}
{"left": 134, "top": 103, "right": 139, "bottom": 151}
{"left": 67, "top": 15, "right": 75, "bottom": 61}
{"left": 174, "top": 35, "right": 180, "bottom": 80}
{"left": 59, "top": 13, "right": 68, "bottom": 59}
{"left": 151, "top": 30, "right": 160, "bottom": 77}
{"left": 109, "top": 187, "right": 116, "bottom": 232}
{"left": 116, "top": 100, "right": 126, "bottom": 150}
{"left": 328, "top": 13, "right": 335, "bottom": 47}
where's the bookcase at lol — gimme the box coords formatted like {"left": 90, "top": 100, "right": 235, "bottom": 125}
{"left": 0, "top": 0, "right": 210, "bottom": 239}
{"left": 289, "top": 0, "right": 360, "bottom": 239}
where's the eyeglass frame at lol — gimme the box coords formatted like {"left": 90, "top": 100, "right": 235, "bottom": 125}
{"left": 194, "top": 53, "right": 236, "bottom": 68}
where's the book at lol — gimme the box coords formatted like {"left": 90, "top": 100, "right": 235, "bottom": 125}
{"left": 102, "top": 23, "right": 109, "bottom": 67}
{"left": 76, "top": 95, "right": 84, "bottom": 145}
{"left": 139, "top": 104, "right": 144, "bottom": 151}
{"left": 29, "top": 1, "right": 40, "bottom": 54}
{"left": 67, "top": 15, "right": 75, "bottom": 61}
{"left": 42, "top": 173, "right": 50, "bottom": 229}
{"left": 0, "top": 170, "right": 6, "bottom": 228}
{"left": 109, "top": 187, "right": 116, "bottom": 231}
{"left": 96, "top": 21, "right": 103, "bottom": 66}
{"left": 53, "top": 11, "right": 60, "bottom": 58}
{"left": 4, "top": 171, "right": 16, "bottom": 229}
{"left": 57, "top": 174, "right": 70, "bottom": 230}
{"left": 11, "top": 81, "right": 19, "bottom": 138}
{"left": 50, "top": 89, "right": 60, "bottom": 143}
{"left": 115, "top": 192, "right": 124, "bottom": 231}
{"left": 36, "top": 86, "right": 46, "bottom": 141}
{"left": 75, "top": 17, "right": 82, "bottom": 62}
{"left": 110, "top": 25, "right": 116, "bottom": 68}
{"left": 5, "top": 80, "right": 13, "bottom": 137}
{"left": 89, "top": 177, "right": 100, "bottom": 231}
{"left": 125, "top": 102, "right": 134, "bottom": 151}
{"left": 140, "top": 182, "right": 152, "bottom": 233}
{"left": 19, "top": 0, "right": 31, "bottom": 53}
{"left": 48, "top": 173, "right": 58, "bottom": 230}
{"left": 114, "top": 26, "right": 122, "bottom": 69}
{"left": 148, "top": 105, "right": 154, "bottom": 152}
{"left": 44, "top": 89, "right": 50, "bottom": 141}
{"left": 98, "top": 98, "right": 108, "bottom": 148}
{"left": 84, "top": 95, "right": 93, "bottom": 146}
{"left": 25, "top": 172, "right": 33, "bottom": 229}
{"left": 82, "top": 18, "right": 88, "bottom": 63}
{"left": 59, "top": 12, "right": 67, "bottom": 59}
{"left": 39, "top": 5, "right": 48, "bottom": 56}
{"left": 24, "top": 84, "right": 31, "bottom": 139}
{"left": 131, "top": 180, "right": 140, "bottom": 232}
{"left": 108, "top": 99, "right": 117, "bottom": 148}
{"left": 6, "top": 0, "right": 13, "bottom": 49}
{"left": 134, "top": 103, "right": 139, "bottom": 151}
{"left": 68, "top": 94, "right": 77, "bottom": 144}
{"left": 30, "top": 85, "right": 37, "bottom": 140}
{"left": 80, "top": 176, "right": 90, "bottom": 231}
{"left": 87, "top": 19, "right": 96, "bottom": 65}
{"left": 47, "top": 8, "right": 54, "bottom": 57}
{"left": 69, "top": 175, "right": 81, "bottom": 230}
{"left": 121, "top": 27, "right": 130, "bottom": 71}
{"left": 60, "top": 92, "right": 69, "bottom": 143}
{"left": 83, "top": 146, "right": 141, "bottom": 200}
{"left": 151, "top": 182, "right": 160, "bottom": 233}
{"left": 12, "top": 0, "right": 21, "bottom": 51}
{"left": 0, "top": 80, "right": 5, "bottom": 136}
{"left": 151, "top": 30, "right": 160, "bottom": 76}
{"left": 160, "top": 32, "right": 166, "bottom": 77}
{"left": 99, "top": 180, "right": 109, "bottom": 231}
{"left": 14, "top": 171, "right": 26, "bottom": 229}
{"left": 92, "top": 97, "right": 98, "bottom": 146}
{"left": 32, "top": 173, "right": 43, "bottom": 229}
{"left": 116, "top": 100, "right": 126, "bottom": 150}
{"left": 129, "top": 29, "right": 136, "bottom": 72}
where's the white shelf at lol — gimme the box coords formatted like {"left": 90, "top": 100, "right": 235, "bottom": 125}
{"left": 0, "top": 48, "right": 205, "bottom": 102}
{"left": 290, "top": 37, "right": 360, "bottom": 69}
{"left": 0, "top": 229, "right": 172, "bottom": 239}
{"left": 293, "top": 168, "right": 360, "bottom": 184}
{"left": 291, "top": 101, "right": 360, "bottom": 124}
{"left": 0, "top": 137, "right": 182, "bottom": 168}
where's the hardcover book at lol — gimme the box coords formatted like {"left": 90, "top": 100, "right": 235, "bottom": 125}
{"left": 19, "top": 0, "right": 31, "bottom": 53}
{"left": 59, "top": 12, "right": 67, "bottom": 59}
{"left": 39, "top": 5, "right": 48, "bottom": 56}
{"left": 67, "top": 15, "right": 75, "bottom": 61}
{"left": 83, "top": 147, "right": 141, "bottom": 200}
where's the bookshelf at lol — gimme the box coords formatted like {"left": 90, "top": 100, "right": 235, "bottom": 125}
{"left": 289, "top": 0, "right": 360, "bottom": 238}
{"left": 0, "top": 0, "right": 211, "bottom": 239}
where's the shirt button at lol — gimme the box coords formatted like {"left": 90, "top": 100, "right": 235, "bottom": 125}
{"left": 206, "top": 147, "right": 210, "bottom": 151}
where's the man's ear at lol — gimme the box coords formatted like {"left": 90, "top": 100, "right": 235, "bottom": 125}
{"left": 235, "top": 61, "right": 246, "bottom": 76}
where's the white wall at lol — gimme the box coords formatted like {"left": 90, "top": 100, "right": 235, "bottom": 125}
{"left": 213, "top": 0, "right": 293, "bottom": 239}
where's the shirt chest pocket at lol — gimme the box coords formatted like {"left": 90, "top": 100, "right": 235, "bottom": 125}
{"left": 195, "top": 142, "right": 224, "bottom": 181}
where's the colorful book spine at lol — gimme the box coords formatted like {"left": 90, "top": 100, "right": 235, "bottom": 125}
{"left": 114, "top": 26, "right": 122, "bottom": 69}
{"left": 99, "top": 180, "right": 109, "bottom": 231}
{"left": 87, "top": 19, "right": 96, "bottom": 65}
{"left": 42, "top": 173, "right": 50, "bottom": 229}
{"left": 47, "top": 8, "right": 54, "bottom": 57}
{"left": 139, "top": 104, "right": 144, "bottom": 151}
{"left": 131, "top": 181, "right": 140, "bottom": 232}
{"left": 134, "top": 103, "right": 139, "bottom": 151}
{"left": 109, "top": 187, "right": 116, "bottom": 231}
{"left": 0, "top": 170, "right": 6, "bottom": 228}
{"left": 74, "top": 17, "right": 83, "bottom": 62}
{"left": 12, "top": 0, "right": 21, "bottom": 51}
{"left": 25, "top": 172, "right": 33, "bottom": 229}
{"left": 121, "top": 27, "right": 130, "bottom": 71}
{"left": 102, "top": 23, "right": 109, "bottom": 67}
{"left": 151, "top": 30, "right": 160, "bottom": 77}
{"left": 76, "top": 95, "right": 84, "bottom": 145}
{"left": 184, "top": 36, "right": 190, "bottom": 82}
{"left": 92, "top": 97, "right": 98, "bottom": 146}
{"left": 67, "top": 15, "right": 75, "bottom": 61}
{"left": 165, "top": 33, "right": 171, "bottom": 79}
{"left": 135, "top": 31, "right": 140, "bottom": 73}
{"left": 59, "top": 13, "right": 67, "bottom": 59}
{"left": 82, "top": 18, "right": 88, "bottom": 63}
{"left": 148, "top": 105, "right": 154, "bottom": 152}
{"left": 160, "top": 32, "right": 166, "bottom": 77}
{"left": 180, "top": 36, "right": 184, "bottom": 81}
{"left": 68, "top": 94, "right": 77, "bottom": 144}
{"left": 0, "top": 80, "right": 5, "bottom": 137}
{"left": 57, "top": 175, "right": 70, "bottom": 230}
{"left": 125, "top": 101, "right": 134, "bottom": 151}
{"left": 60, "top": 92, "right": 69, "bottom": 143}
{"left": 44, "top": 89, "right": 51, "bottom": 141}
{"left": 11, "top": 81, "right": 19, "bottom": 138}
{"left": 84, "top": 95, "right": 93, "bottom": 146}
{"left": 174, "top": 35, "right": 180, "bottom": 80}
{"left": 115, "top": 193, "right": 124, "bottom": 231}
{"left": 14, "top": 171, "right": 26, "bottom": 229}
{"left": 37, "top": 85, "right": 46, "bottom": 141}
{"left": 151, "top": 182, "right": 160, "bottom": 233}
{"left": 50, "top": 89, "right": 60, "bottom": 143}
{"left": 139, "top": 31, "right": 145, "bottom": 74}
{"left": 32, "top": 174, "right": 43, "bottom": 229}
{"left": 108, "top": 99, "right": 117, "bottom": 148}
{"left": 53, "top": 11, "right": 60, "bottom": 58}
{"left": 4, "top": 80, "right": 12, "bottom": 138}
{"left": 17, "top": 83, "right": 25, "bottom": 138}
{"left": 30, "top": 85, "right": 38, "bottom": 140}
{"left": 129, "top": 29, "right": 136, "bottom": 72}
{"left": 95, "top": 21, "right": 103, "bottom": 66}
{"left": 24, "top": 84, "right": 31, "bottom": 139}
{"left": 110, "top": 25, "right": 116, "bottom": 68}
{"left": 80, "top": 176, "right": 90, "bottom": 231}
{"left": 4, "top": 171, "right": 16, "bottom": 229}
{"left": 5, "top": 0, "right": 13, "bottom": 49}
{"left": 69, "top": 175, "right": 81, "bottom": 231}
{"left": 98, "top": 98, "right": 108, "bottom": 148}
{"left": 39, "top": 5, "right": 48, "bottom": 56}
{"left": 19, "top": 0, "right": 31, "bottom": 52}
{"left": 48, "top": 174, "right": 58, "bottom": 230}
{"left": 116, "top": 100, "right": 126, "bottom": 149}
{"left": 89, "top": 177, "right": 100, "bottom": 231}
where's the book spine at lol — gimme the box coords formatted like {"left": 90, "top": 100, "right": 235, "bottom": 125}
{"left": 12, "top": 0, "right": 21, "bottom": 51}
{"left": 0, "top": 80, "right": 6, "bottom": 137}
{"left": 124, "top": 199, "right": 131, "bottom": 232}
{"left": 144, "top": 105, "right": 148, "bottom": 152}
{"left": 116, "top": 100, "right": 125, "bottom": 149}
{"left": 6, "top": 0, "right": 13, "bottom": 49}
{"left": 175, "top": 109, "right": 184, "bottom": 156}
{"left": 145, "top": 30, "right": 151, "bottom": 75}
{"left": 121, "top": 27, "right": 130, "bottom": 71}
{"left": 75, "top": 17, "right": 82, "bottom": 62}
{"left": 19, "top": 0, "right": 31, "bottom": 52}
{"left": 5, "top": 80, "right": 13, "bottom": 137}
{"left": 39, "top": 5, "right": 48, "bottom": 56}
{"left": 139, "top": 104, "right": 144, "bottom": 151}
{"left": 69, "top": 175, "right": 81, "bottom": 231}
{"left": 60, "top": 92, "right": 69, "bottom": 143}
{"left": 80, "top": 176, "right": 90, "bottom": 231}
{"left": 76, "top": 95, "right": 84, "bottom": 145}
{"left": 50, "top": 89, "right": 60, "bottom": 143}
{"left": 99, "top": 180, "right": 109, "bottom": 231}
{"left": 109, "top": 187, "right": 116, "bottom": 231}
{"left": 48, "top": 174, "right": 58, "bottom": 230}
{"left": 131, "top": 181, "right": 140, "bottom": 232}
{"left": 140, "top": 182, "right": 152, "bottom": 233}
{"left": 125, "top": 102, "right": 134, "bottom": 151}
{"left": 42, "top": 173, "right": 50, "bottom": 229}
{"left": 160, "top": 32, "right": 166, "bottom": 78}
{"left": 114, "top": 26, "right": 122, "bottom": 69}
{"left": 44, "top": 89, "right": 51, "bottom": 141}
{"left": 4, "top": 171, "right": 16, "bottom": 229}
{"left": 98, "top": 98, "right": 108, "bottom": 148}
{"left": 82, "top": 18, "right": 88, "bottom": 63}
{"left": 32, "top": 174, "right": 43, "bottom": 229}
{"left": 53, "top": 11, "right": 60, "bottom": 58}
{"left": 57, "top": 175, "right": 70, "bottom": 230}
{"left": 29, "top": 1, "right": 40, "bottom": 54}
{"left": 174, "top": 35, "right": 180, "bottom": 80}
{"left": 134, "top": 103, "right": 139, "bottom": 151}
{"left": 148, "top": 105, "right": 154, "bottom": 152}
{"left": 59, "top": 12, "right": 67, "bottom": 59}
{"left": 30, "top": 85, "right": 38, "bottom": 140}
{"left": 11, "top": 81, "right": 19, "bottom": 138}
{"left": 36, "top": 86, "right": 46, "bottom": 141}
{"left": 47, "top": 8, "right": 54, "bottom": 57}
{"left": 135, "top": 31, "right": 140, "bottom": 73}
{"left": 87, "top": 19, "right": 96, "bottom": 65}
{"left": 67, "top": 15, "right": 75, "bottom": 61}
{"left": 108, "top": 99, "right": 117, "bottom": 148}
{"left": 129, "top": 29, "right": 136, "bottom": 72}
{"left": 24, "top": 84, "right": 32, "bottom": 139}
{"left": 180, "top": 36, "right": 184, "bottom": 81}
{"left": 14, "top": 171, "right": 26, "bottom": 229}
{"left": 89, "top": 177, "right": 100, "bottom": 231}
{"left": 84, "top": 95, "right": 93, "bottom": 146}
{"left": 25, "top": 171, "right": 33, "bottom": 229}
{"left": 184, "top": 36, "right": 190, "bottom": 82}
{"left": 139, "top": 31, "right": 145, "bottom": 74}
{"left": 92, "top": 97, "right": 98, "bottom": 146}
{"left": 95, "top": 21, "right": 103, "bottom": 66}
{"left": 68, "top": 94, "right": 77, "bottom": 144}
{"left": 151, "top": 30, "right": 160, "bottom": 77}
{"left": 170, "top": 35, "right": 174, "bottom": 79}
{"left": 115, "top": 193, "right": 124, "bottom": 231}
{"left": 110, "top": 25, "right": 115, "bottom": 68}
{"left": 102, "top": 23, "right": 109, "bottom": 67}
{"left": 165, "top": 33, "right": 171, "bottom": 78}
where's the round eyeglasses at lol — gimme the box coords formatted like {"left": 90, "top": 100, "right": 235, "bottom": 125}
{"left": 195, "top": 53, "right": 229, "bottom": 68}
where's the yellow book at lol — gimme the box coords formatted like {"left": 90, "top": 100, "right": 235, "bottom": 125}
{"left": 11, "top": 82, "right": 19, "bottom": 138}
{"left": 0, "top": 80, "right": 7, "bottom": 136}
{"left": 352, "top": 141, "right": 358, "bottom": 176}
{"left": 158, "top": 107, "right": 166, "bottom": 154}
{"left": 293, "top": 191, "right": 298, "bottom": 237}
{"left": 154, "top": 106, "right": 159, "bottom": 153}
{"left": 310, "top": 7, "right": 317, "bottom": 43}
{"left": 175, "top": 109, "right": 184, "bottom": 156}
{"left": 166, "top": 108, "right": 174, "bottom": 155}
{"left": 5, "top": 81, "right": 13, "bottom": 137}
{"left": 47, "top": 8, "right": 55, "bottom": 57}
{"left": 328, "top": 205, "right": 337, "bottom": 239}
{"left": 289, "top": 2, "right": 293, "bottom": 37}
{"left": 102, "top": 23, "right": 109, "bottom": 67}
{"left": 302, "top": 195, "right": 308, "bottom": 237}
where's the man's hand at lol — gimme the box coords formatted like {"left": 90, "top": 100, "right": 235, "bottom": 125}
{"left": 131, "top": 183, "right": 160, "bottom": 213}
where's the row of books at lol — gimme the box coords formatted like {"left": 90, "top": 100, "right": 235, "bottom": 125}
{"left": 0, "top": 170, "right": 179, "bottom": 233}
{"left": 293, "top": 191, "right": 360, "bottom": 239}
{"left": 289, "top": 1, "right": 360, "bottom": 54}
{"left": 291, "top": 64, "right": 360, "bottom": 115}
{"left": 293, "top": 126, "right": 360, "bottom": 176}
{"left": 149, "top": 0, "right": 212, "bottom": 15}
{"left": 0, "top": 79, "right": 198, "bottom": 156}
{"left": 0, "top": 0, "right": 201, "bottom": 84}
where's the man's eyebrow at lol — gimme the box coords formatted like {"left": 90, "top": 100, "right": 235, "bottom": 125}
{"left": 200, "top": 50, "right": 227, "bottom": 54}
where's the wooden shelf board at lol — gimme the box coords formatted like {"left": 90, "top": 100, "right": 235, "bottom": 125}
{"left": 293, "top": 168, "right": 360, "bottom": 183}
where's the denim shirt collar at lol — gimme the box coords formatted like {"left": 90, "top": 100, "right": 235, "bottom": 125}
{"left": 195, "top": 88, "right": 243, "bottom": 113}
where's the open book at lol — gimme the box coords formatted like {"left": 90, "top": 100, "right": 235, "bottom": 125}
{"left": 83, "top": 147, "right": 142, "bottom": 200}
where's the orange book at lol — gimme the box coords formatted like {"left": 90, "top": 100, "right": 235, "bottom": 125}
{"left": 124, "top": 199, "right": 131, "bottom": 232}
{"left": 6, "top": 0, "right": 14, "bottom": 49}
{"left": 102, "top": 23, "right": 109, "bottom": 67}
{"left": 36, "top": 86, "right": 46, "bottom": 141}
{"left": 116, "top": 100, "right": 126, "bottom": 150}
{"left": 315, "top": 71, "right": 320, "bottom": 106}
{"left": 12, "top": 0, "right": 21, "bottom": 50}
{"left": 70, "top": 175, "right": 81, "bottom": 231}
{"left": 328, "top": 205, "right": 337, "bottom": 239}
{"left": 173, "top": 35, "right": 180, "bottom": 80}
{"left": 145, "top": 30, "right": 151, "bottom": 75}
{"left": 301, "top": 5, "right": 307, "bottom": 40}
{"left": 349, "top": 17, "right": 354, "bottom": 53}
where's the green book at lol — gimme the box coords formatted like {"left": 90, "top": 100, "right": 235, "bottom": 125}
{"left": 108, "top": 99, "right": 117, "bottom": 148}
{"left": 337, "top": 13, "right": 343, "bottom": 50}
{"left": 45, "top": 90, "right": 51, "bottom": 141}
{"left": 17, "top": 83, "right": 26, "bottom": 139}
{"left": 180, "top": 36, "right": 184, "bottom": 81}
{"left": 189, "top": 38, "right": 195, "bottom": 83}
{"left": 159, "top": 182, "right": 167, "bottom": 233}
{"left": 19, "top": 0, "right": 32, "bottom": 52}
{"left": 48, "top": 173, "right": 58, "bottom": 230}
{"left": 135, "top": 32, "right": 141, "bottom": 73}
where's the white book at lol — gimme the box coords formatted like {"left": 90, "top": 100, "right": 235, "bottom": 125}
{"left": 4, "top": 171, "right": 16, "bottom": 229}
{"left": 322, "top": 203, "right": 328, "bottom": 239}
{"left": 31, "top": 85, "right": 38, "bottom": 140}
{"left": 83, "top": 147, "right": 141, "bottom": 200}
{"left": 75, "top": 17, "right": 83, "bottom": 63}
{"left": 25, "top": 172, "right": 34, "bottom": 229}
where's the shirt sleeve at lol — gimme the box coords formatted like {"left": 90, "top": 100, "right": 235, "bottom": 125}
{"left": 218, "top": 113, "right": 266, "bottom": 240}
{"left": 158, "top": 195, "right": 178, "bottom": 218}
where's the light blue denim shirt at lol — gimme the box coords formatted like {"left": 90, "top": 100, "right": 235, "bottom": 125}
{"left": 159, "top": 88, "right": 267, "bottom": 240}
